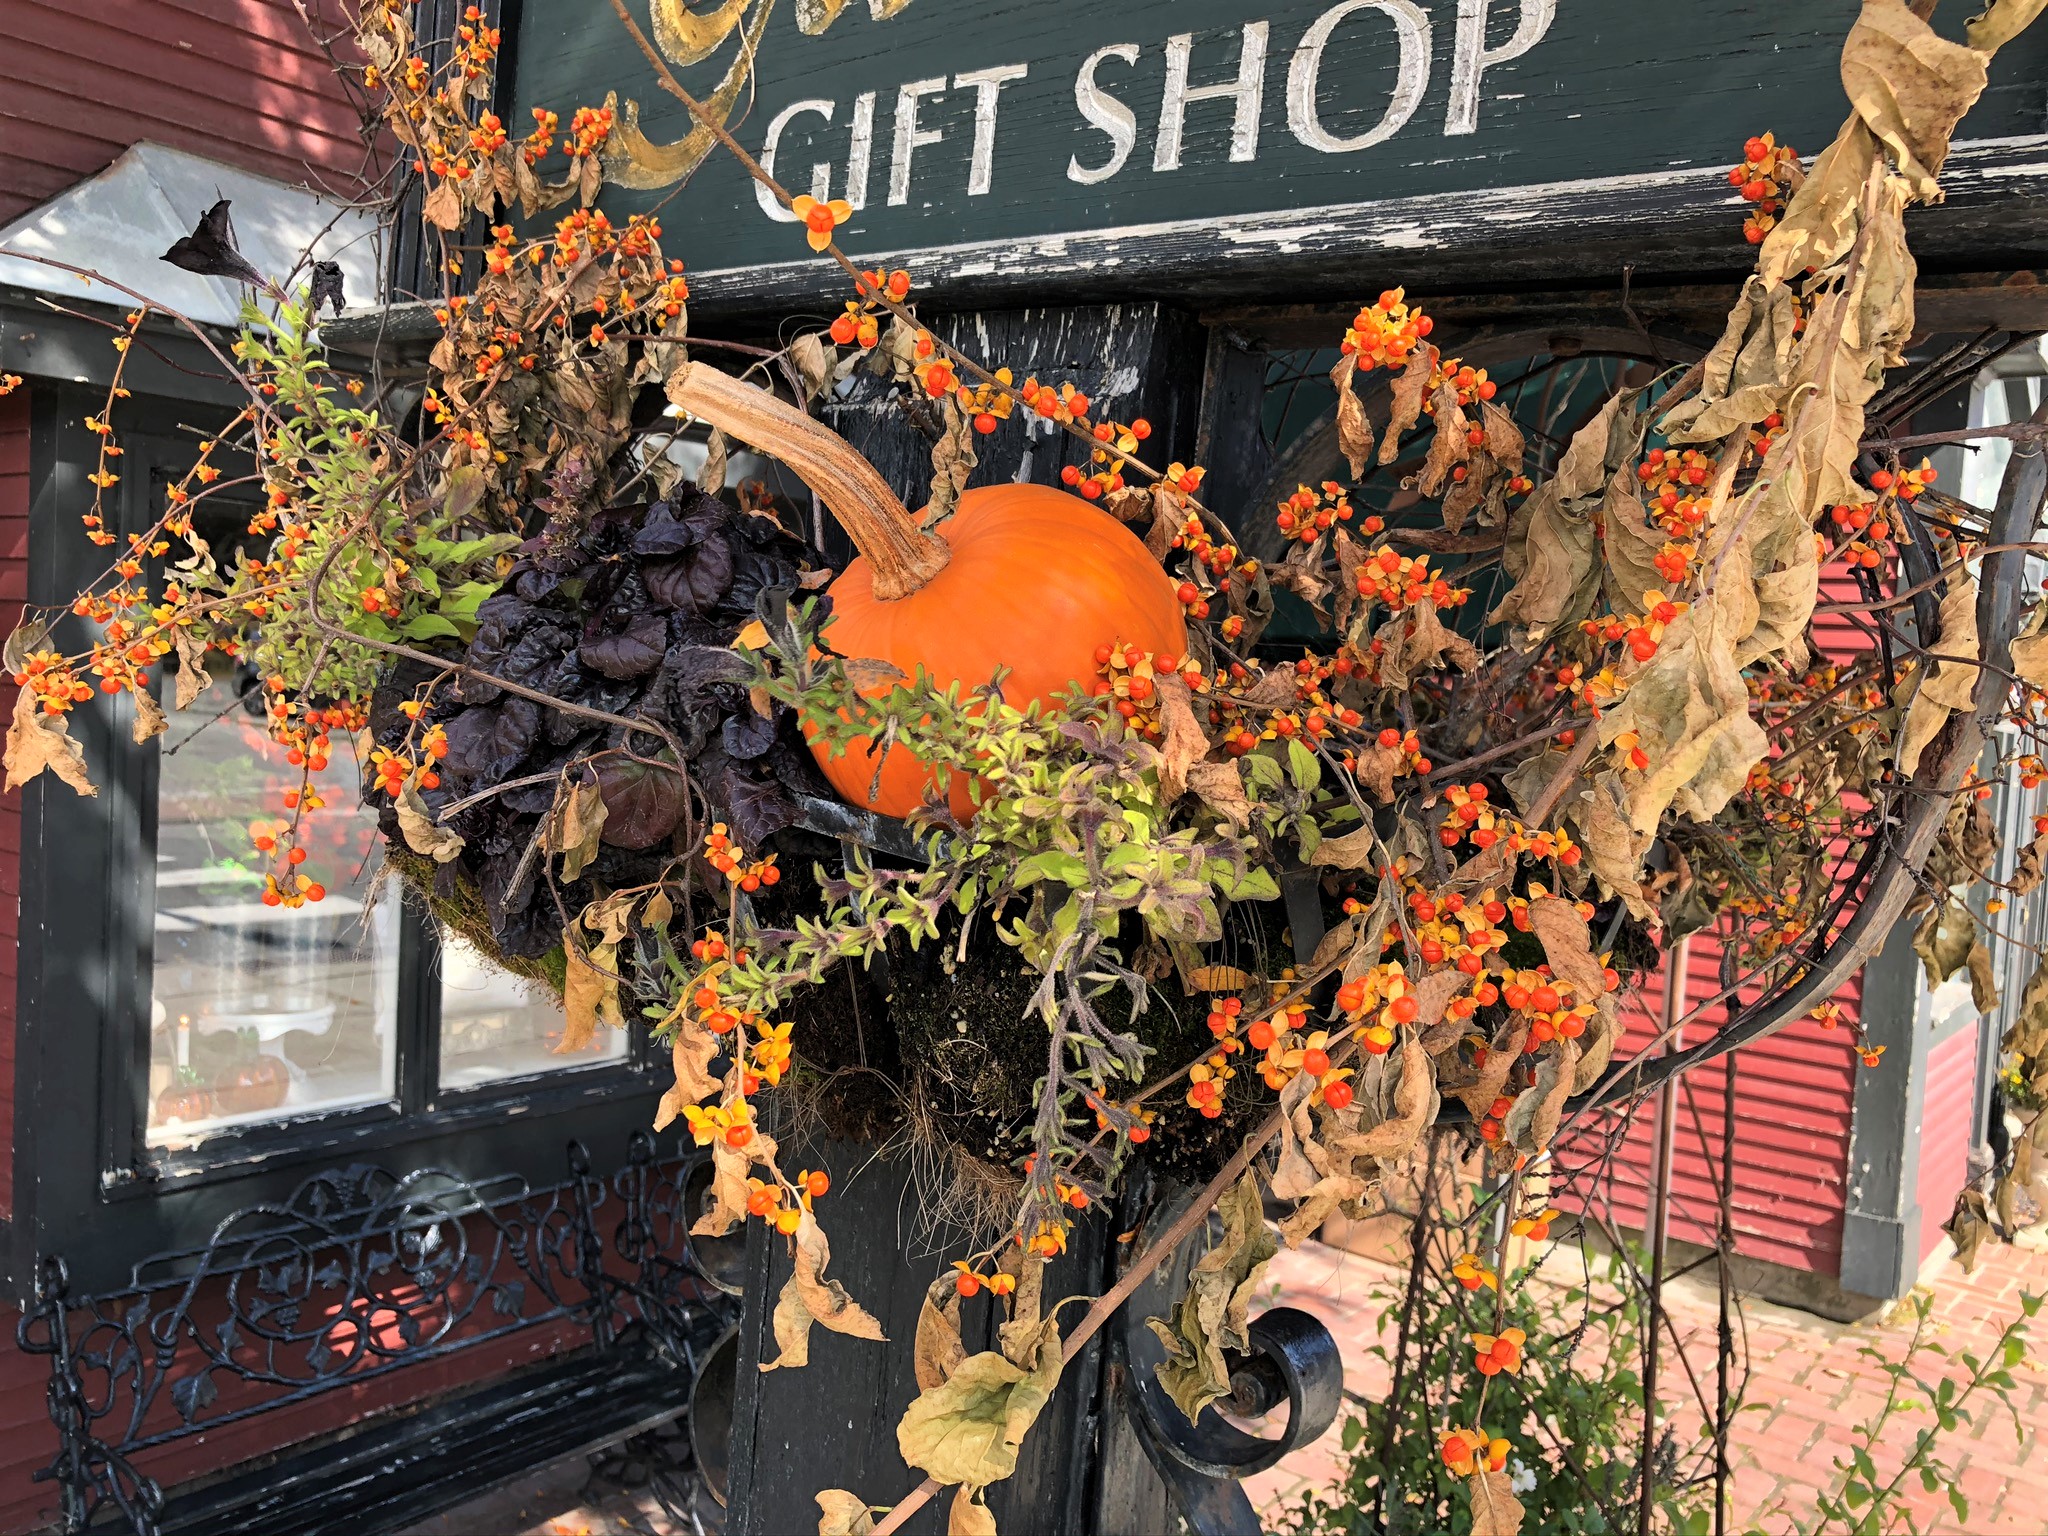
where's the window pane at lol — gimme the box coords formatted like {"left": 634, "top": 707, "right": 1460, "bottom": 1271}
{"left": 147, "top": 661, "right": 399, "bottom": 1147}
{"left": 437, "top": 932, "right": 626, "bottom": 1087}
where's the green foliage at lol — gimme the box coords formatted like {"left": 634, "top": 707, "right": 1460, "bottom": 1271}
{"left": 1276, "top": 1258, "right": 1708, "bottom": 1536}
{"left": 189, "top": 292, "right": 516, "bottom": 700}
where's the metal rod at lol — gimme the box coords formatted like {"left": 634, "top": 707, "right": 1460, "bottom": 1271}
{"left": 1714, "top": 1049, "right": 1739, "bottom": 1536}
{"left": 1640, "top": 934, "right": 1690, "bottom": 1536}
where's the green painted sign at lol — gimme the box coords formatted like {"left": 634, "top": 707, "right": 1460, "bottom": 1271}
{"left": 511, "top": 2, "right": 2048, "bottom": 297}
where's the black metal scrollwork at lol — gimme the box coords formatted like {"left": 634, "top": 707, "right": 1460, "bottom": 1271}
{"left": 17, "top": 1134, "right": 735, "bottom": 1536}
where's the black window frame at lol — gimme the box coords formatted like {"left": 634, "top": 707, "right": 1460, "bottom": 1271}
{"left": 6, "top": 370, "right": 667, "bottom": 1303}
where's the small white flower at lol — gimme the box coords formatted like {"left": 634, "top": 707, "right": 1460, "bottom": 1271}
{"left": 1509, "top": 1459, "right": 1537, "bottom": 1495}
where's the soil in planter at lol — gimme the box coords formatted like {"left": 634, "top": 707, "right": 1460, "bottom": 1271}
{"left": 758, "top": 844, "right": 1290, "bottom": 1221}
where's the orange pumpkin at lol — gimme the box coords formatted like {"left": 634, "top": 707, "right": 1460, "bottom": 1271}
{"left": 673, "top": 368, "right": 1187, "bottom": 821}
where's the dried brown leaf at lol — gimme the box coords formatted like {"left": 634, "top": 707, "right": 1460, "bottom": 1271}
{"left": 1380, "top": 345, "right": 1438, "bottom": 464}
{"left": 1331, "top": 354, "right": 1375, "bottom": 479}
{"left": 761, "top": 1211, "right": 887, "bottom": 1373}
{"left": 1841, "top": 0, "right": 1990, "bottom": 202}
{"left": 1153, "top": 676, "right": 1210, "bottom": 803}
{"left": 915, "top": 1274, "right": 968, "bottom": 1391}
{"left": 1415, "top": 384, "right": 1471, "bottom": 500}
{"left": 1469, "top": 1468, "right": 1526, "bottom": 1536}
{"left": 131, "top": 689, "right": 168, "bottom": 745}
{"left": 948, "top": 1488, "right": 997, "bottom": 1536}
{"left": 1897, "top": 575, "right": 1981, "bottom": 777}
{"left": 1527, "top": 896, "right": 1607, "bottom": 1003}
{"left": 816, "top": 1490, "right": 877, "bottom": 1536}
{"left": 396, "top": 782, "right": 465, "bottom": 862}
{"left": 1145, "top": 1172, "right": 1276, "bottom": 1423}
{"left": 1188, "top": 760, "right": 1251, "bottom": 829}
{"left": 4, "top": 689, "right": 95, "bottom": 797}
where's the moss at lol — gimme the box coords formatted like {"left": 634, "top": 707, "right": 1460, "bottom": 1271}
{"left": 387, "top": 845, "right": 568, "bottom": 997}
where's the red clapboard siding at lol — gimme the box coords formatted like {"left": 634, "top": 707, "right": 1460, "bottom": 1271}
{"left": 0, "top": 388, "right": 25, "bottom": 1220}
{"left": 1916, "top": 1022, "right": 1979, "bottom": 1263}
{"left": 0, "top": 0, "right": 371, "bottom": 224}
{"left": 1554, "top": 562, "right": 1882, "bottom": 1275}
{"left": 1557, "top": 932, "right": 1863, "bottom": 1275}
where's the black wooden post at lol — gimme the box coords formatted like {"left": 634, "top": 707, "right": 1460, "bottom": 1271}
{"left": 719, "top": 301, "right": 1210, "bottom": 1534}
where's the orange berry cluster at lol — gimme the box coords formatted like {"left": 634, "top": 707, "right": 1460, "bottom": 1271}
{"left": 1353, "top": 546, "right": 1470, "bottom": 615}
{"left": 1729, "top": 133, "right": 1801, "bottom": 244}
{"left": 704, "top": 823, "right": 780, "bottom": 891}
{"left": 1471, "top": 1326, "right": 1526, "bottom": 1377}
{"left": 1059, "top": 415, "right": 1155, "bottom": 499}
{"left": 1511, "top": 1206, "right": 1562, "bottom": 1241}
{"left": 745, "top": 1167, "right": 831, "bottom": 1235}
{"left": 1452, "top": 1252, "right": 1498, "bottom": 1291}
{"left": 950, "top": 1261, "right": 1020, "bottom": 1299}
{"left": 1340, "top": 289, "right": 1434, "bottom": 371}
{"left": 955, "top": 367, "right": 1018, "bottom": 436}
{"left": 827, "top": 268, "right": 914, "bottom": 350}
{"left": 1335, "top": 959, "right": 1440, "bottom": 1056}
{"left": 1093, "top": 644, "right": 1205, "bottom": 741}
{"left": 1276, "top": 481, "right": 1381, "bottom": 548}
{"left": 1639, "top": 446, "right": 1719, "bottom": 537}
{"left": 1441, "top": 1428, "right": 1511, "bottom": 1476}
{"left": 1427, "top": 356, "right": 1497, "bottom": 409}
{"left": 1583, "top": 588, "right": 1687, "bottom": 664}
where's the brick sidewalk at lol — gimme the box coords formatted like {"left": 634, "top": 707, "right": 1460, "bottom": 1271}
{"left": 408, "top": 1234, "right": 2048, "bottom": 1535}
{"left": 1246, "top": 1232, "right": 2048, "bottom": 1533}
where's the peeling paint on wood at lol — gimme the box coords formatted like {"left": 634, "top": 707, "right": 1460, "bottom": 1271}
{"left": 513, "top": 1, "right": 2048, "bottom": 312}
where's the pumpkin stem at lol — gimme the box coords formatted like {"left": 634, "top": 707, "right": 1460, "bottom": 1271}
{"left": 667, "top": 363, "right": 951, "bottom": 600}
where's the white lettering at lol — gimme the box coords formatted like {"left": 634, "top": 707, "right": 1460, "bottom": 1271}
{"left": 1154, "top": 22, "right": 1270, "bottom": 173}
{"left": 1068, "top": 43, "right": 1141, "bottom": 186}
{"left": 1288, "top": 1, "right": 1430, "bottom": 153}
{"left": 953, "top": 63, "right": 1029, "bottom": 196}
{"left": 1446, "top": 0, "right": 1555, "bottom": 136}
{"left": 846, "top": 90, "right": 877, "bottom": 209}
{"left": 755, "top": 98, "right": 836, "bottom": 222}
{"left": 888, "top": 77, "right": 948, "bottom": 205}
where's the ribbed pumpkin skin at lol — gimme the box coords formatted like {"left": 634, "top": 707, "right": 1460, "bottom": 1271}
{"left": 813, "top": 482, "right": 1188, "bottom": 819}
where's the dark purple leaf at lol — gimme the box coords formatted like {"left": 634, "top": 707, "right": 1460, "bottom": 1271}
{"left": 643, "top": 531, "right": 734, "bottom": 615}
{"left": 578, "top": 613, "right": 668, "bottom": 679}
{"left": 711, "top": 760, "right": 799, "bottom": 848}
{"left": 309, "top": 260, "right": 346, "bottom": 317}
{"left": 442, "top": 698, "right": 540, "bottom": 783}
{"left": 722, "top": 707, "right": 776, "bottom": 761}
{"left": 594, "top": 757, "right": 687, "bottom": 848}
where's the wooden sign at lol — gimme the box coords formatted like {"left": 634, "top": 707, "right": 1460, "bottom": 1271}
{"left": 512, "top": 2, "right": 2048, "bottom": 310}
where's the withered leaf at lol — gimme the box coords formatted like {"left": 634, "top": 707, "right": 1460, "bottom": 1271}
{"left": 896, "top": 1319, "right": 1061, "bottom": 1488}
{"left": 559, "top": 934, "right": 623, "bottom": 1052}
{"left": 1896, "top": 575, "right": 1981, "bottom": 777}
{"left": 790, "top": 332, "right": 833, "bottom": 403}
{"left": 1380, "top": 345, "right": 1437, "bottom": 464}
{"left": 1503, "top": 1040, "right": 1580, "bottom": 1156}
{"left": 1839, "top": 0, "right": 1990, "bottom": 202}
{"left": 1153, "top": 676, "right": 1209, "bottom": 804}
{"left": 948, "top": 1488, "right": 997, "bottom": 1536}
{"left": 397, "top": 783, "right": 465, "bottom": 862}
{"left": 1469, "top": 1467, "right": 1526, "bottom": 1536}
{"left": 1145, "top": 1172, "right": 1276, "bottom": 1424}
{"left": 1527, "top": 896, "right": 1607, "bottom": 1003}
{"left": 421, "top": 177, "right": 464, "bottom": 230}
{"left": 1336, "top": 1039, "right": 1436, "bottom": 1161}
{"left": 1188, "top": 760, "right": 1251, "bottom": 829}
{"left": 131, "top": 689, "right": 168, "bottom": 745}
{"left": 545, "top": 771, "right": 608, "bottom": 881}
{"left": 4, "top": 689, "right": 96, "bottom": 797}
{"left": 815, "top": 1490, "right": 876, "bottom": 1536}
{"left": 1330, "top": 354, "right": 1374, "bottom": 479}
{"left": 762, "top": 1212, "right": 887, "bottom": 1373}
{"left": 1967, "top": 0, "right": 2047, "bottom": 52}
{"left": 1456, "top": 1017, "right": 1530, "bottom": 1119}
{"left": 652, "top": 1012, "right": 722, "bottom": 1132}
{"left": 1310, "top": 825, "right": 1381, "bottom": 870}
{"left": 1415, "top": 384, "right": 1471, "bottom": 500}
{"left": 691, "top": 1137, "right": 756, "bottom": 1239}
{"left": 915, "top": 1274, "right": 968, "bottom": 1392}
